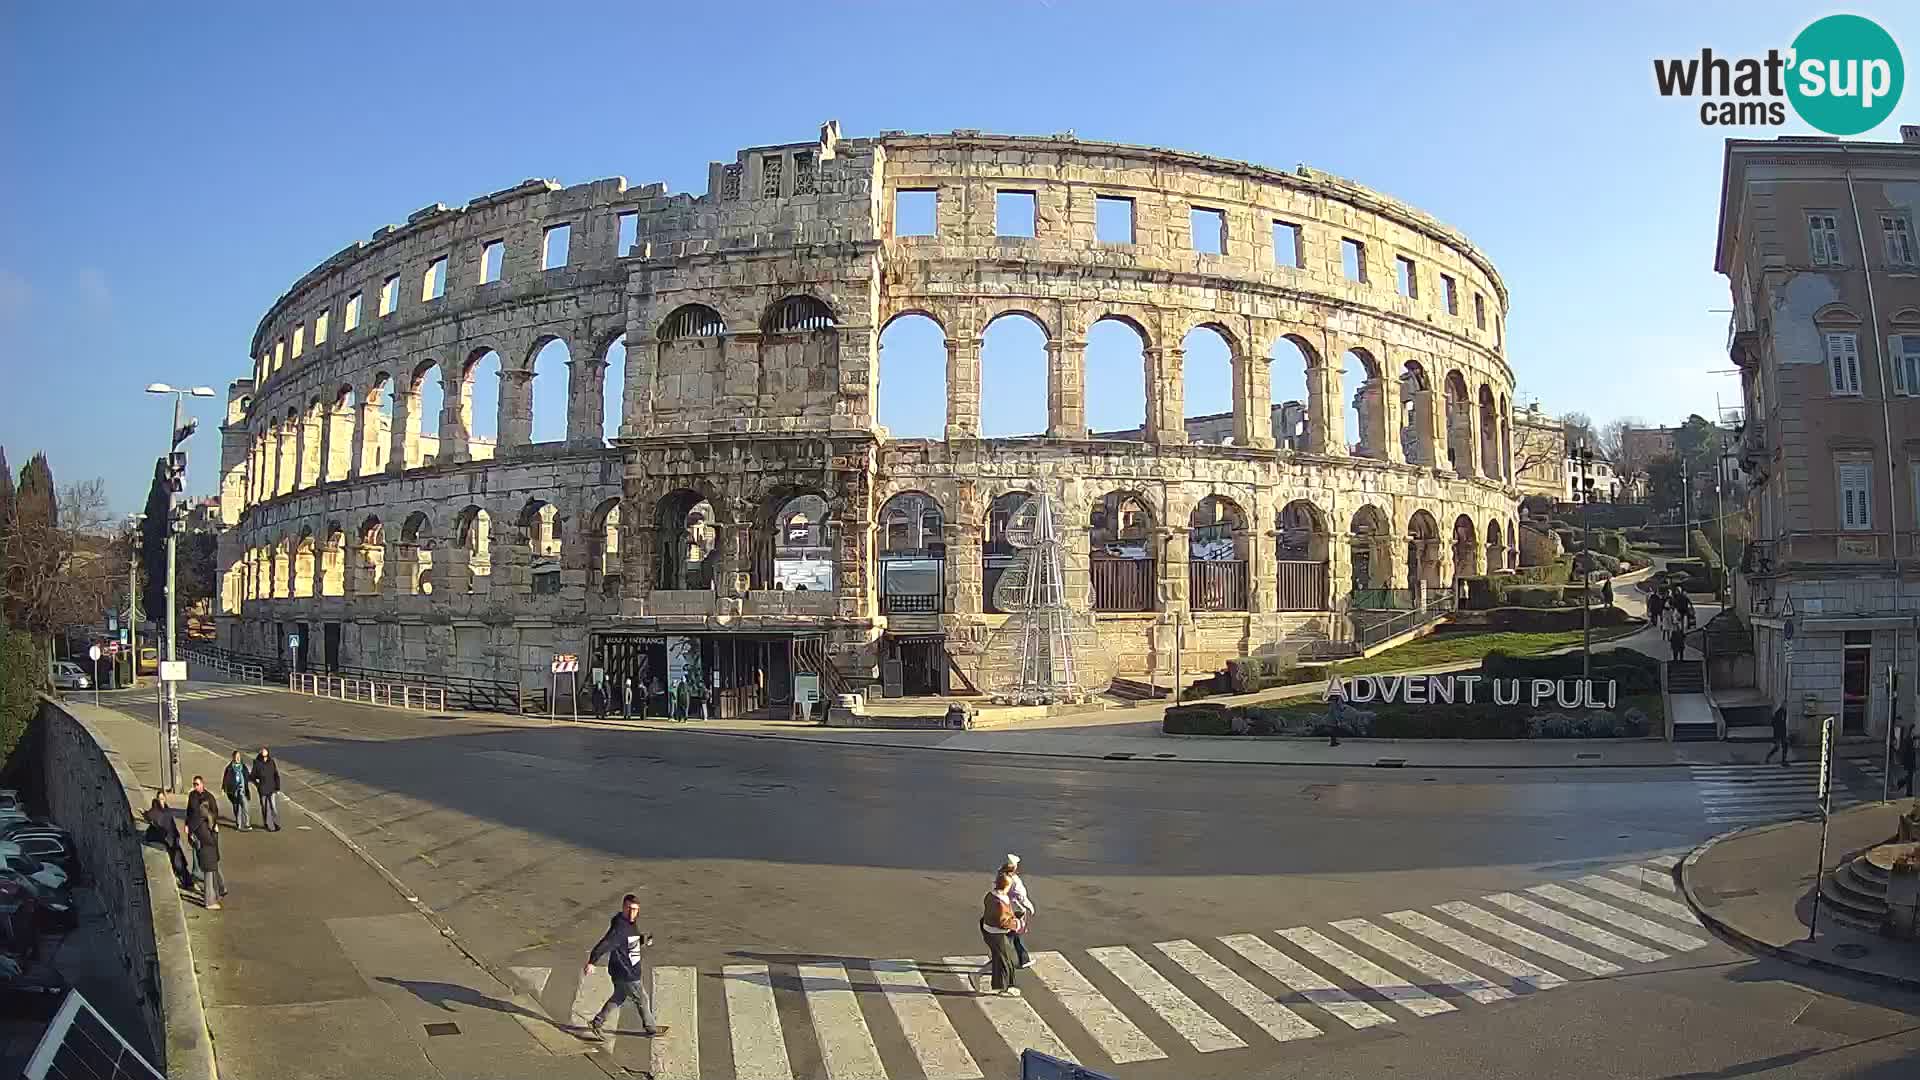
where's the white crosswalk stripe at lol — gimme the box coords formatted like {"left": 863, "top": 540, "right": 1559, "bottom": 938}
{"left": 1643, "top": 853, "right": 1682, "bottom": 869}
{"left": 871, "top": 959, "right": 982, "bottom": 1080}
{"left": 1435, "top": 901, "right": 1623, "bottom": 977}
{"left": 510, "top": 857, "right": 1719, "bottom": 1078}
{"left": 1027, "top": 951, "right": 1165, "bottom": 1064}
{"left": 1689, "top": 764, "right": 1865, "bottom": 828}
{"left": 1524, "top": 884, "right": 1710, "bottom": 952}
{"left": 1330, "top": 917, "right": 1515, "bottom": 1005}
{"left": 802, "top": 963, "right": 887, "bottom": 1080}
{"left": 1154, "top": 939, "right": 1321, "bottom": 1044}
{"left": 1482, "top": 893, "right": 1667, "bottom": 964}
{"left": 946, "top": 955, "right": 1077, "bottom": 1062}
{"left": 723, "top": 964, "right": 794, "bottom": 1080}
{"left": 1278, "top": 926, "right": 1455, "bottom": 1018}
{"left": 1218, "top": 933, "right": 1395, "bottom": 1031}
{"left": 117, "top": 684, "right": 281, "bottom": 705}
{"left": 1382, "top": 910, "right": 1567, "bottom": 993}
{"left": 1575, "top": 873, "right": 1699, "bottom": 923}
{"left": 1087, "top": 945, "right": 1245, "bottom": 1052}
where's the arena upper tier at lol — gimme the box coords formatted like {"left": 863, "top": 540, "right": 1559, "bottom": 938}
{"left": 216, "top": 122, "right": 1520, "bottom": 709}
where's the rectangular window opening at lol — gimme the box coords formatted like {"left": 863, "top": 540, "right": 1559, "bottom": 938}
{"left": 996, "top": 190, "right": 1036, "bottom": 238}
{"left": 291, "top": 325, "right": 305, "bottom": 358}
{"left": 480, "top": 240, "right": 504, "bottom": 284}
{"left": 792, "top": 152, "right": 816, "bottom": 195}
{"left": 894, "top": 189, "right": 937, "bottom": 237}
{"left": 273, "top": 339, "right": 285, "bottom": 370}
{"left": 1395, "top": 255, "right": 1418, "bottom": 298}
{"left": 1809, "top": 213, "right": 1842, "bottom": 266}
{"left": 1474, "top": 292, "right": 1487, "bottom": 330}
{"left": 1826, "top": 332, "right": 1862, "bottom": 396}
{"left": 1838, "top": 460, "right": 1873, "bottom": 530}
{"left": 1341, "top": 238, "right": 1367, "bottom": 283}
{"left": 761, "top": 154, "right": 784, "bottom": 199}
{"left": 1441, "top": 274, "right": 1459, "bottom": 315}
{"left": 380, "top": 275, "right": 398, "bottom": 316}
{"left": 1190, "top": 207, "right": 1226, "bottom": 255}
{"left": 1882, "top": 213, "right": 1916, "bottom": 267}
{"left": 542, "top": 225, "right": 570, "bottom": 270}
{"left": 1894, "top": 333, "right": 1920, "bottom": 396}
{"left": 422, "top": 257, "right": 447, "bottom": 301}
{"left": 1095, "top": 196, "right": 1135, "bottom": 244}
{"left": 616, "top": 212, "right": 638, "bottom": 255}
{"left": 1272, "top": 221, "right": 1302, "bottom": 268}
{"left": 314, "top": 310, "right": 329, "bottom": 345}
{"left": 345, "top": 292, "right": 362, "bottom": 331}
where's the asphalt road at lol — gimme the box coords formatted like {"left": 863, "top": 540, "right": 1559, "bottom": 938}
{"left": 108, "top": 687, "right": 1920, "bottom": 1080}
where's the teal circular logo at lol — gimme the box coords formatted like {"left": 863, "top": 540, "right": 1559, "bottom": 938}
{"left": 1787, "top": 15, "right": 1904, "bottom": 136}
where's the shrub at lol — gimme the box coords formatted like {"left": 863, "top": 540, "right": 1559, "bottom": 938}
{"left": 1598, "top": 531, "right": 1628, "bottom": 558}
{"left": 1504, "top": 585, "right": 1563, "bottom": 608}
{"left": 1690, "top": 530, "right": 1722, "bottom": 568}
{"left": 0, "top": 626, "right": 41, "bottom": 767}
{"left": 1225, "top": 657, "right": 1317, "bottom": 694}
{"left": 1162, "top": 703, "right": 1233, "bottom": 735}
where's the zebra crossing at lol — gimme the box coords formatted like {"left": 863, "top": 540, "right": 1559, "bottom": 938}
{"left": 113, "top": 683, "right": 281, "bottom": 706}
{"left": 508, "top": 856, "right": 1709, "bottom": 1077}
{"left": 1688, "top": 759, "right": 1881, "bottom": 829}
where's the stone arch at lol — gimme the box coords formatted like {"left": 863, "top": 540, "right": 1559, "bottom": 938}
{"left": 1406, "top": 509, "right": 1443, "bottom": 592}
{"left": 517, "top": 497, "right": 563, "bottom": 594}
{"left": 1268, "top": 334, "right": 1319, "bottom": 451}
{"left": 356, "top": 515, "right": 385, "bottom": 596}
{"left": 293, "top": 527, "right": 317, "bottom": 599}
{"left": 1181, "top": 323, "right": 1239, "bottom": 444}
{"left": 402, "top": 360, "right": 441, "bottom": 469}
{"left": 1343, "top": 347, "right": 1388, "bottom": 459}
{"left": 755, "top": 297, "right": 841, "bottom": 423}
{"left": 588, "top": 497, "right": 622, "bottom": 594}
{"left": 1398, "top": 358, "right": 1436, "bottom": 466}
{"left": 1443, "top": 369, "right": 1473, "bottom": 478}
{"left": 755, "top": 488, "right": 835, "bottom": 592}
{"left": 321, "top": 522, "right": 347, "bottom": 596}
{"left": 877, "top": 312, "right": 947, "bottom": 439}
{"left": 274, "top": 533, "right": 295, "bottom": 599}
{"left": 528, "top": 334, "right": 572, "bottom": 446}
{"left": 655, "top": 488, "right": 721, "bottom": 591}
{"left": 763, "top": 294, "right": 837, "bottom": 334}
{"left": 599, "top": 332, "right": 629, "bottom": 444}
{"left": 1477, "top": 383, "right": 1500, "bottom": 479}
{"left": 877, "top": 491, "right": 945, "bottom": 616}
{"left": 1451, "top": 513, "right": 1481, "bottom": 581}
{"left": 1506, "top": 519, "right": 1519, "bottom": 570}
{"left": 1187, "top": 495, "right": 1249, "bottom": 612}
{"left": 1347, "top": 504, "right": 1391, "bottom": 596}
{"left": 1485, "top": 517, "right": 1505, "bottom": 573}
{"left": 1089, "top": 490, "right": 1156, "bottom": 613}
{"left": 980, "top": 310, "right": 1049, "bottom": 437}
{"left": 658, "top": 303, "right": 726, "bottom": 340}
{"left": 653, "top": 306, "right": 729, "bottom": 423}
{"left": 454, "top": 505, "right": 493, "bottom": 593}
{"left": 399, "top": 511, "right": 434, "bottom": 595}
{"left": 981, "top": 488, "right": 1041, "bottom": 615}
{"left": 323, "top": 385, "right": 355, "bottom": 483}
{"left": 462, "top": 346, "right": 504, "bottom": 453}
{"left": 1276, "top": 498, "right": 1332, "bottom": 610}
{"left": 1085, "top": 315, "right": 1148, "bottom": 438}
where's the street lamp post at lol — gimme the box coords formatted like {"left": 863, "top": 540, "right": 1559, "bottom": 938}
{"left": 1574, "top": 444, "right": 1596, "bottom": 681}
{"left": 146, "top": 383, "right": 216, "bottom": 792}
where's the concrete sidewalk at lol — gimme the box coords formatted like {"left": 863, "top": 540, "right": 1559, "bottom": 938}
{"left": 65, "top": 702, "right": 603, "bottom": 1080}
{"left": 1680, "top": 801, "right": 1920, "bottom": 990}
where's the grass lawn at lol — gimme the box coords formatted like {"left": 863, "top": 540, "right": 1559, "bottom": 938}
{"left": 1329, "top": 625, "right": 1641, "bottom": 677}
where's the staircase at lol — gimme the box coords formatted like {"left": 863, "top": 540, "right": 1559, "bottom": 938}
{"left": 1820, "top": 851, "right": 1892, "bottom": 932}
{"left": 1665, "top": 660, "right": 1717, "bottom": 742}
{"left": 791, "top": 636, "right": 852, "bottom": 699}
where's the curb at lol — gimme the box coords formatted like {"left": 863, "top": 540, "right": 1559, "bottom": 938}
{"left": 1677, "top": 819, "right": 1920, "bottom": 992}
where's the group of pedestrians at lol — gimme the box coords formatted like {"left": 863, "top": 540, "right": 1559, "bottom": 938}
{"left": 978, "top": 854, "right": 1035, "bottom": 996}
{"left": 1648, "top": 584, "right": 1696, "bottom": 661}
{"left": 590, "top": 669, "right": 709, "bottom": 722}
{"left": 142, "top": 745, "right": 284, "bottom": 912}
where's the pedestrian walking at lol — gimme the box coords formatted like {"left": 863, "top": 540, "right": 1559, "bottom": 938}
{"left": 223, "top": 751, "right": 252, "bottom": 830}
{"left": 1898, "top": 723, "right": 1916, "bottom": 797}
{"left": 1647, "top": 589, "right": 1665, "bottom": 624}
{"left": 1763, "top": 705, "right": 1791, "bottom": 766}
{"left": 621, "top": 676, "right": 634, "bottom": 721}
{"left": 581, "top": 894, "right": 668, "bottom": 1041}
{"left": 1668, "top": 625, "right": 1687, "bottom": 662}
{"left": 1002, "top": 855, "right": 1035, "bottom": 969}
{"left": 977, "top": 871, "right": 1024, "bottom": 996}
{"left": 185, "top": 774, "right": 217, "bottom": 829}
{"left": 1601, "top": 579, "right": 1613, "bottom": 607}
{"left": 188, "top": 799, "right": 227, "bottom": 909}
{"left": 252, "top": 746, "right": 282, "bottom": 832}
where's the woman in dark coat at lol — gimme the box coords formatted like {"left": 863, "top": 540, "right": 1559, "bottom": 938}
{"left": 189, "top": 802, "right": 228, "bottom": 910}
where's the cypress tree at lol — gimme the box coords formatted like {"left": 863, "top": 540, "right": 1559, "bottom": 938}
{"left": 140, "top": 457, "right": 171, "bottom": 621}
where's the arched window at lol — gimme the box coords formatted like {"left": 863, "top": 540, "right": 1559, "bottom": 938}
{"left": 293, "top": 529, "right": 317, "bottom": 598}
{"left": 357, "top": 517, "right": 385, "bottom": 596}
{"left": 1344, "top": 349, "right": 1386, "bottom": 458}
{"left": 321, "top": 525, "right": 346, "bottom": 596}
{"left": 456, "top": 506, "right": 492, "bottom": 591}
{"left": 656, "top": 489, "right": 717, "bottom": 590}
{"left": 984, "top": 490, "right": 1037, "bottom": 614}
{"left": 1090, "top": 491, "right": 1155, "bottom": 612}
{"left": 770, "top": 493, "right": 834, "bottom": 592}
{"left": 1444, "top": 371, "right": 1473, "bottom": 478}
{"left": 981, "top": 312, "right": 1048, "bottom": 437}
{"left": 1406, "top": 510, "right": 1442, "bottom": 593}
{"left": 590, "top": 499, "right": 622, "bottom": 595}
{"left": 1478, "top": 385, "right": 1500, "bottom": 479}
{"left": 1485, "top": 519, "right": 1505, "bottom": 573}
{"left": 1181, "top": 325, "right": 1236, "bottom": 444}
{"left": 1189, "top": 495, "right": 1249, "bottom": 611}
{"left": 464, "top": 348, "right": 503, "bottom": 456}
{"left": 878, "top": 313, "right": 947, "bottom": 439}
{"left": 1275, "top": 500, "right": 1331, "bottom": 610}
{"left": 601, "top": 334, "right": 628, "bottom": 443}
{"left": 521, "top": 500, "right": 562, "bottom": 594}
{"left": 1085, "top": 317, "right": 1147, "bottom": 438}
{"left": 1348, "top": 505, "right": 1390, "bottom": 604}
{"left": 1399, "top": 360, "right": 1434, "bottom": 465}
{"left": 401, "top": 511, "right": 434, "bottom": 595}
{"left": 1452, "top": 514, "right": 1481, "bottom": 581}
{"left": 879, "top": 491, "right": 945, "bottom": 614}
{"left": 531, "top": 338, "right": 571, "bottom": 444}
{"left": 659, "top": 303, "right": 725, "bottom": 340}
{"left": 1268, "top": 336, "right": 1316, "bottom": 451}
{"left": 764, "top": 295, "right": 836, "bottom": 333}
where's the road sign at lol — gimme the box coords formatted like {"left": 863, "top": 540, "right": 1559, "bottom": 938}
{"left": 106, "top": 642, "right": 121, "bottom": 656}
{"left": 88, "top": 644, "right": 102, "bottom": 662}
{"left": 551, "top": 654, "right": 579, "bottom": 674}
{"left": 159, "top": 661, "right": 187, "bottom": 682}
{"left": 288, "top": 634, "right": 301, "bottom": 649}
{"left": 1818, "top": 714, "right": 1835, "bottom": 810}
{"left": 119, "top": 628, "right": 130, "bottom": 644}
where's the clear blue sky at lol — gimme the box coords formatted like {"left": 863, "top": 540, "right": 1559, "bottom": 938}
{"left": 4, "top": 1, "right": 1914, "bottom": 512}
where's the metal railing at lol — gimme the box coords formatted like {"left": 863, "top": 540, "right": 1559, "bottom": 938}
{"left": 183, "top": 646, "right": 266, "bottom": 684}
{"left": 1353, "top": 593, "right": 1456, "bottom": 649}
{"left": 185, "top": 645, "right": 521, "bottom": 713}
{"left": 1274, "top": 560, "right": 1330, "bottom": 611}
{"left": 1188, "top": 560, "right": 1249, "bottom": 612}
{"left": 1091, "top": 557, "right": 1154, "bottom": 612}
{"left": 289, "top": 673, "right": 448, "bottom": 712}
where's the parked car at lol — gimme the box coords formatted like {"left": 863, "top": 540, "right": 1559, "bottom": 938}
{"left": 0, "top": 829, "right": 74, "bottom": 882}
{"left": 0, "top": 878, "right": 37, "bottom": 965}
{"left": 49, "top": 661, "right": 90, "bottom": 691}
{"left": 0, "top": 848, "right": 72, "bottom": 930}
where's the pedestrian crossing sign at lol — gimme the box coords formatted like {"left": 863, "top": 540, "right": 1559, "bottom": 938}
{"left": 1022, "top": 1049, "right": 1115, "bottom": 1079}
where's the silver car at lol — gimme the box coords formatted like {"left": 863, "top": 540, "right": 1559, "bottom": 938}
{"left": 50, "top": 661, "right": 90, "bottom": 691}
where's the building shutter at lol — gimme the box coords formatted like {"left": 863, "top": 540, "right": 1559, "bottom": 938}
{"left": 1839, "top": 462, "right": 1872, "bottom": 530}
{"left": 1827, "top": 333, "right": 1861, "bottom": 395}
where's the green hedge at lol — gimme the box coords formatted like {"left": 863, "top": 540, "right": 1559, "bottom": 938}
{"left": 1163, "top": 703, "right": 1234, "bottom": 735}
{"left": 1224, "top": 656, "right": 1319, "bottom": 694}
{"left": 1, "top": 626, "right": 41, "bottom": 767}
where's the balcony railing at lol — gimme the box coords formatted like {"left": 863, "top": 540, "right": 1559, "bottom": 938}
{"left": 881, "top": 592, "right": 942, "bottom": 615}
{"left": 1189, "top": 560, "right": 1249, "bottom": 612}
{"left": 1354, "top": 593, "right": 1456, "bottom": 649}
{"left": 1275, "top": 560, "right": 1330, "bottom": 611}
{"left": 1092, "top": 557, "right": 1154, "bottom": 613}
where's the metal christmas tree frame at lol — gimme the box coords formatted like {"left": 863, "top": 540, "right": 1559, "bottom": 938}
{"left": 980, "top": 487, "right": 1114, "bottom": 704}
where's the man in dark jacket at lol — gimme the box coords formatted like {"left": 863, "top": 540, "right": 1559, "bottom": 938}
{"left": 1764, "top": 706, "right": 1791, "bottom": 766}
{"left": 145, "top": 790, "right": 196, "bottom": 890}
{"left": 581, "top": 894, "right": 668, "bottom": 1042}
{"left": 252, "top": 746, "right": 282, "bottom": 832}
{"left": 185, "top": 776, "right": 218, "bottom": 828}
{"left": 188, "top": 800, "right": 226, "bottom": 909}
{"left": 1898, "top": 723, "right": 1916, "bottom": 797}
